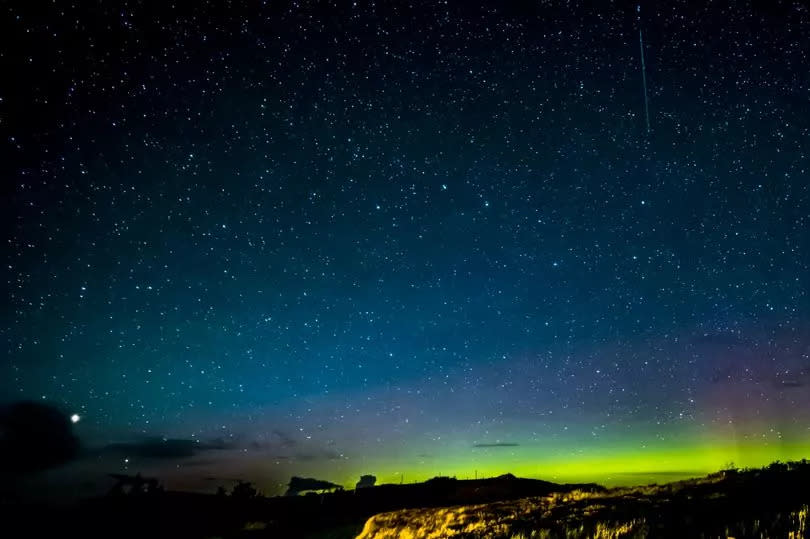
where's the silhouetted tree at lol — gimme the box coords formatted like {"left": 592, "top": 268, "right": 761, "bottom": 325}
{"left": 231, "top": 480, "right": 258, "bottom": 499}
{"left": 356, "top": 474, "right": 377, "bottom": 489}
{"left": 285, "top": 476, "right": 340, "bottom": 496}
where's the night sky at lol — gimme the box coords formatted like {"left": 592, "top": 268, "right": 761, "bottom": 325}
{"left": 3, "top": 1, "right": 810, "bottom": 497}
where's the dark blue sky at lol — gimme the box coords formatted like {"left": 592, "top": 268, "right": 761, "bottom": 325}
{"left": 3, "top": 1, "right": 809, "bottom": 495}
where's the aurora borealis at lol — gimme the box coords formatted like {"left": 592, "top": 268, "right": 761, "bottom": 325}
{"left": 4, "top": 1, "right": 809, "bottom": 497}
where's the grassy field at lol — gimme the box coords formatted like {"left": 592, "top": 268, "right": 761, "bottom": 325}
{"left": 357, "top": 461, "right": 809, "bottom": 538}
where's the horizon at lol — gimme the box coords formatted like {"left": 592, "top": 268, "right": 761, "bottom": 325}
{"left": 16, "top": 437, "right": 810, "bottom": 500}
{"left": 17, "top": 453, "right": 810, "bottom": 503}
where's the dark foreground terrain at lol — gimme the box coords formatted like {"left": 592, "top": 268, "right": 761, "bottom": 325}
{"left": 2, "top": 474, "right": 600, "bottom": 539}
{"left": 3, "top": 460, "right": 808, "bottom": 538}
{"left": 359, "top": 461, "right": 810, "bottom": 538}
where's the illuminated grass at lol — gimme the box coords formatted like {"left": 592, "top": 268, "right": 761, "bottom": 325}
{"left": 356, "top": 461, "right": 810, "bottom": 538}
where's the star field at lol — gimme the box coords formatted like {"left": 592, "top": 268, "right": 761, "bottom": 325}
{"left": 3, "top": 1, "right": 810, "bottom": 495}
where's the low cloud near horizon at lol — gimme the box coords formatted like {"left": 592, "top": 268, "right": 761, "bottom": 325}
{"left": 101, "top": 437, "right": 234, "bottom": 460}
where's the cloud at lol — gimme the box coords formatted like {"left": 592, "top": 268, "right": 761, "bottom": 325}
{"left": 773, "top": 368, "right": 809, "bottom": 389}
{"left": 270, "top": 449, "right": 344, "bottom": 462}
{"left": 271, "top": 429, "right": 298, "bottom": 448}
{"left": 296, "top": 449, "right": 344, "bottom": 461}
{"left": 473, "top": 443, "right": 520, "bottom": 448}
{"left": 102, "top": 437, "right": 233, "bottom": 460}
{"left": 0, "top": 401, "right": 81, "bottom": 475}
{"left": 243, "top": 430, "right": 344, "bottom": 462}
{"left": 248, "top": 430, "right": 298, "bottom": 451}
{"left": 98, "top": 429, "right": 345, "bottom": 467}
{"left": 777, "top": 379, "right": 805, "bottom": 388}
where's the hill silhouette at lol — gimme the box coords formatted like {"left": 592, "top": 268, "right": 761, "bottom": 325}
{"left": 1, "top": 460, "right": 807, "bottom": 538}
{"left": 1, "top": 472, "right": 600, "bottom": 538}
{"left": 358, "top": 460, "right": 810, "bottom": 538}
